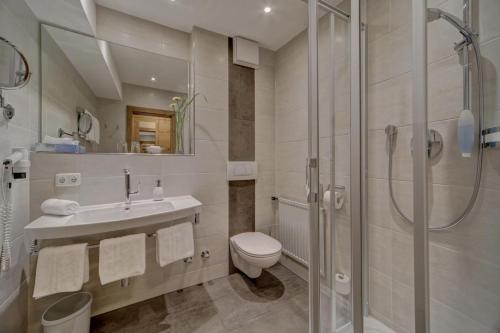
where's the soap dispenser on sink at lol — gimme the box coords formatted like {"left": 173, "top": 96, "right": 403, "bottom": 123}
{"left": 153, "top": 180, "right": 164, "bottom": 201}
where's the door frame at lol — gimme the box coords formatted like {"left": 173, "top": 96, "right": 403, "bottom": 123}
{"left": 126, "top": 105, "right": 176, "bottom": 153}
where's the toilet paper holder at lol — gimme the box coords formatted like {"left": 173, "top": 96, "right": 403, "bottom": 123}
{"left": 321, "top": 184, "right": 345, "bottom": 210}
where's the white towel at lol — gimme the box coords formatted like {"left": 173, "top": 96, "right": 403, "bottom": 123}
{"left": 85, "top": 110, "right": 100, "bottom": 144}
{"left": 98, "top": 233, "right": 146, "bottom": 285}
{"left": 41, "top": 199, "right": 80, "bottom": 216}
{"left": 33, "top": 243, "right": 89, "bottom": 299}
{"left": 156, "top": 222, "right": 194, "bottom": 267}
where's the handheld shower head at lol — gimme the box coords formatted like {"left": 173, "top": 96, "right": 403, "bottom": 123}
{"left": 427, "top": 8, "right": 476, "bottom": 43}
{"left": 427, "top": 8, "right": 442, "bottom": 23}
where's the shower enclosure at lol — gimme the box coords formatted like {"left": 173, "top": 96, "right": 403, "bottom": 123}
{"left": 306, "top": 0, "right": 500, "bottom": 332}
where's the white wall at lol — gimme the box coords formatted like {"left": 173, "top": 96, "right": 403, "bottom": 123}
{"left": 28, "top": 24, "right": 229, "bottom": 331}
{"left": 255, "top": 48, "right": 276, "bottom": 233}
{"left": 0, "top": 0, "right": 39, "bottom": 332}
{"left": 41, "top": 26, "right": 98, "bottom": 140}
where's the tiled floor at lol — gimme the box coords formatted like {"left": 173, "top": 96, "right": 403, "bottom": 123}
{"left": 91, "top": 264, "right": 309, "bottom": 333}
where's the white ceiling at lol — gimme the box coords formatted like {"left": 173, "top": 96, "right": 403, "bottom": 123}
{"left": 45, "top": 25, "right": 123, "bottom": 100}
{"left": 110, "top": 44, "right": 189, "bottom": 93}
{"left": 45, "top": 25, "right": 189, "bottom": 100}
{"left": 25, "top": 0, "right": 97, "bottom": 35}
{"left": 95, "top": 0, "right": 310, "bottom": 51}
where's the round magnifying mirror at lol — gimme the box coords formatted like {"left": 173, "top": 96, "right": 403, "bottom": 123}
{"left": 0, "top": 37, "right": 31, "bottom": 89}
{"left": 78, "top": 112, "right": 93, "bottom": 135}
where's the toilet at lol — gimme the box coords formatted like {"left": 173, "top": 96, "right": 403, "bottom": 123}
{"left": 230, "top": 232, "right": 282, "bottom": 278}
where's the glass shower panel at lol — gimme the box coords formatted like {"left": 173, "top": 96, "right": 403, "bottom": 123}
{"left": 362, "top": 0, "right": 416, "bottom": 331}
{"left": 427, "top": 0, "right": 500, "bottom": 332}
{"left": 316, "top": 2, "right": 352, "bottom": 331}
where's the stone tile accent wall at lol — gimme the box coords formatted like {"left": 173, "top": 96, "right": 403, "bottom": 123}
{"left": 227, "top": 39, "right": 256, "bottom": 273}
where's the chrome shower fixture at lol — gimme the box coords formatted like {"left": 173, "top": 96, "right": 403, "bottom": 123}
{"left": 384, "top": 2, "right": 485, "bottom": 231}
{"left": 385, "top": 124, "right": 398, "bottom": 151}
{"left": 427, "top": 8, "right": 477, "bottom": 45}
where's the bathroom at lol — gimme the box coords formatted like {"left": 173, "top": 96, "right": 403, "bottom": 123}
{"left": 0, "top": 0, "right": 499, "bottom": 332}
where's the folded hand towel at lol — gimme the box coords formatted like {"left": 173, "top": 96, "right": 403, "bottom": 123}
{"left": 41, "top": 199, "right": 79, "bottom": 216}
{"left": 156, "top": 222, "right": 194, "bottom": 267}
{"left": 33, "top": 243, "right": 88, "bottom": 299}
{"left": 99, "top": 233, "right": 146, "bottom": 285}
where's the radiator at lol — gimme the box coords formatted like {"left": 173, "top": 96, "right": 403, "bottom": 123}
{"left": 277, "top": 197, "right": 310, "bottom": 266}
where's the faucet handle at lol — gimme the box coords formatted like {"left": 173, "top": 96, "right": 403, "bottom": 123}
{"left": 130, "top": 181, "right": 140, "bottom": 195}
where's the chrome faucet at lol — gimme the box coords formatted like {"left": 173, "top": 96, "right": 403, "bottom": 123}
{"left": 123, "top": 169, "right": 139, "bottom": 207}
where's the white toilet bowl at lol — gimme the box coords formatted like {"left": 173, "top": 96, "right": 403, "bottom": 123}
{"left": 230, "top": 232, "right": 282, "bottom": 278}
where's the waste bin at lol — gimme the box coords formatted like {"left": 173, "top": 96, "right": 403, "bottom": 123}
{"left": 41, "top": 292, "right": 92, "bottom": 333}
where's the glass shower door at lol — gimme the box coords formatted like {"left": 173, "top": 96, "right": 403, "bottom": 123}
{"left": 308, "top": 1, "right": 355, "bottom": 332}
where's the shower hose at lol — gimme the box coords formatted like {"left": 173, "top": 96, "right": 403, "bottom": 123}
{"left": 387, "top": 37, "right": 484, "bottom": 231}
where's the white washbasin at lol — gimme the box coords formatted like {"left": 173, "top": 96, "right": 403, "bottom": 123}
{"left": 25, "top": 195, "right": 202, "bottom": 241}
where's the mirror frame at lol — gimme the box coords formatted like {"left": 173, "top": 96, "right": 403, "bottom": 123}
{"left": 37, "top": 24, "right": 196, "bottom": 156}
{"left": 0, "top": 36, "right": 31, "bottom": 90}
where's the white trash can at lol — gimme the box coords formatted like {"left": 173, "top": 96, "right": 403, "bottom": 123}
{"left": 41, "top": 292, "right": 92, "bottom": 333}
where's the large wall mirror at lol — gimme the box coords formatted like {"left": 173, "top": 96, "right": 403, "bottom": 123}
{"left": 39, "top": 24, "right": 194, "bottom": 155}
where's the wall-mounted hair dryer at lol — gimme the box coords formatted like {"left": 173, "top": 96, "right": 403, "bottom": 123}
{"left": 1, "top": 148, "right": 30, "bottom": 272}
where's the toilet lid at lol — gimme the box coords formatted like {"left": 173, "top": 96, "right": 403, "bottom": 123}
{"left": 231, "top": 232, "right": 282, "bottom": 258}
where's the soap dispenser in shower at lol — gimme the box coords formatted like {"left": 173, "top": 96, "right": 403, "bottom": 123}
{"left": 458, "top": 109, "right": 475, "bottom": 157}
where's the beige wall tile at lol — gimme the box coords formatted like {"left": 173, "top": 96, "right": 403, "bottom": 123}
{"left": 479, "top": 0, "right": 500, "bottom": 44}
{"left": 369, "top": 269, "right": 393, "bottom": 321}
{"left": 429, "top": 243, "right": 500, "bottom": 329}
{"left": 391, "top": 281, "right": 414, "bottom": 333}
{"left": 428, "top": 56, "right": 463, "bottom": 122}
{"left": 367, "top": 0, "right": 391, "bottom": 42}
{"left": 367, "top": 73, "right": 412, "bottom": 130}
{"left": 430, "top": 298, "right": 496, "bottom": 333}
{"left": 369, "top": 225, "right": 393, "bottom": 274}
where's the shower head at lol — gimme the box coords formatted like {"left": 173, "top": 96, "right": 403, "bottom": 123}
{"left": 427, "top": 8, "right": 442, "bottom": 23}
{"left": 427, "top": 8, "right": 476, "bottom": 43}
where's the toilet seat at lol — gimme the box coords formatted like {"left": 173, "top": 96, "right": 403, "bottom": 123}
{"left": 231, "top": 232, "right": 282, "bottom": 258}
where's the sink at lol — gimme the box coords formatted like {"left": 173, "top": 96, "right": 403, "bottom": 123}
{"left": 25, "top": 195, "right": 202, "bottom": 241}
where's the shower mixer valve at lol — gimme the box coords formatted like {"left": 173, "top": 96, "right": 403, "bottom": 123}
{"left": 385, "top": 125, "right": 443, "bottom": 160}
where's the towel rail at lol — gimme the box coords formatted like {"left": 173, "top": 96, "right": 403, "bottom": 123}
{"left": 30, "top": 232, "right": 158, "bottom": 256}
{"left": 30, "top": 212, "right": 200, "bottom": 256}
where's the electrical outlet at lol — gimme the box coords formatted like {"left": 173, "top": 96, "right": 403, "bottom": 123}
{"left": 55, "top": 173, "right": 81, "bottom": 187}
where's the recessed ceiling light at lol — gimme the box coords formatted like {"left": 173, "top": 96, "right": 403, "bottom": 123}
{"left": 264, "top": 6, "right": 272, "bottom": 13}
{"left": 150, "top": 76, "right": 157, "bottom": 82}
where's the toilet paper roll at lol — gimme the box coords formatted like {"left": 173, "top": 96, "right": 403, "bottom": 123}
{"left": 323, "top": 190, "right": 331, "bottom": 206}
{"left": 335, "top": 273, "right": 351, "bottom": 295}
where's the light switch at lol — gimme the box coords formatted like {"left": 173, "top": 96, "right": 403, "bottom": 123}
{"left": 55, "top": 173, "right": 81, "bottom": 187}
